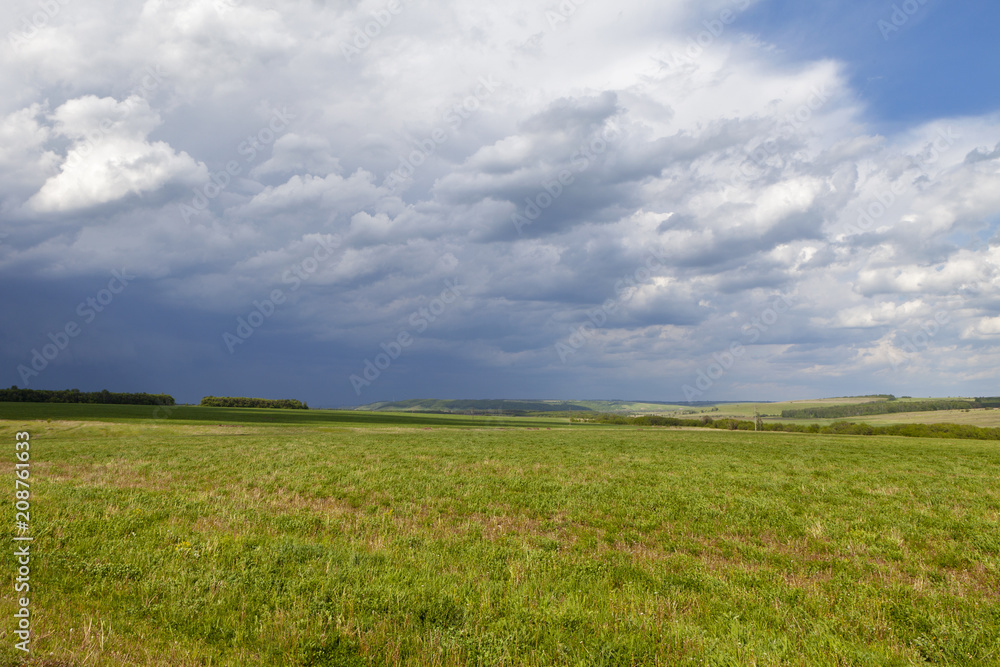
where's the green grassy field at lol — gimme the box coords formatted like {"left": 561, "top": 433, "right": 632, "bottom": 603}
{"left": 681, "top": 397, "right": 937, "bottom": 420}
{"left": 774, "top": 409, "right": 1000, "bottom": 429}
{"left": 674, "top": 400, "right": 1000, "bottom": 429}
{"left": 2, "top": 406, "right": 999, "bottom": 665}
{"left": 0, "top": 403, "right": 568, "bottom": 429}
{"left": 355, "top": 399, "right": 688, "bottom": 416}
{"left": 756, "top": 408, "right": 1000, "bottom": 428}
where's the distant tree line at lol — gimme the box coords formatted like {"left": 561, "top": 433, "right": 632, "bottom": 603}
{"left": 973, "top": 397, "right": 1000, "bottom": 408}
{"left": 588, "top": 413, "right": 1000, "bottom": 441}
{"left": 0, "top": 386, "right": 175, "bottom": 406}
{"left": 780, "top": 398, "right": 978, "bottom": 419}
{"left": 199, "top": 396, "right": 308, "bottom": 409}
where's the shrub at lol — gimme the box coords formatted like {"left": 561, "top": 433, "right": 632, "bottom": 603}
{"left": 199, "top": 396, "right": 308, "bottom": 409}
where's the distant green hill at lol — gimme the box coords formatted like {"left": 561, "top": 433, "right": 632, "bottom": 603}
{"left": 354, "top": 396, "right": 991, "bottom": 419}
{"left": 780, "top": 398, "right": 978, "bottom": 419}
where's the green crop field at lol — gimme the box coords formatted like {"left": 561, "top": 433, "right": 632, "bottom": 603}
{"left": 689, "top": 397, "right": 906, "bottom": 420}
{"left": 2, "top": 406, "right": 999, "bottom": 666}
{"left": 0, "top": 403, "right": 569, "bottom": 429}
{"left": 355, "top": 399, "right": 688, "bottom": 416}
{"left": 798, "top": 409, "right": 1000, "bottom": 429}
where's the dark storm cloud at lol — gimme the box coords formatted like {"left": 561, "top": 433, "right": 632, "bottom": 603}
{"left": 2, "top": 0, "right": 1000, "bottom": 404}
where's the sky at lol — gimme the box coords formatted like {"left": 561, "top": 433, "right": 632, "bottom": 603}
{"left": 2, "top": 0, "right": 999, "bottom": 407}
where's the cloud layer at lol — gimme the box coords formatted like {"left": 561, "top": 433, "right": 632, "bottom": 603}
{"left": 2, "top": 0, "right": 999, "bottom": 405}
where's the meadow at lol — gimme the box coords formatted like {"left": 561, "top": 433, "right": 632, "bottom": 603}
{"left": 670, "top": 399, "right": 1000, "bottom": 430}
{"left": 776, "top": 409, "right": 1000, "bottom": 429}
{"left": 2, "top": 406, "right": 999, "bottom": 666}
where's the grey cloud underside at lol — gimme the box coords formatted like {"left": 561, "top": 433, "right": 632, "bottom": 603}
{"left": 2, "top": 0, "right": 1000, "bottom": 403}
